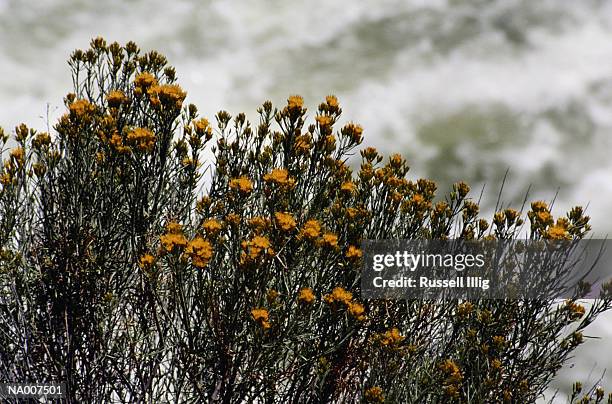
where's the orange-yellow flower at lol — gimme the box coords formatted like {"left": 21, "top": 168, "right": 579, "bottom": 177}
{"left": 379, "top": 328, "right": 404, "bottom": 346}
{"left": 10, "top": 147, "right": 25, "bottom": 166}
{"left": 185, "top": 236, "right": 214, "bottom": 268}
{"left": 274, "top": 211, "right": 296, "bottom": 232}
{"left": 229, "top": 176, "right": 253, "bottom": 193}
{"left": 202, "top": 218, "right": 223, "bottom": 235}
{"left": 297, "top": 288, "right": 315, "bottom": 305}
{"left": 69, "top": 99, "right": 95, "bottom": 119}
{"left": 134, "top": 72, "right": 157, "bottom": 89}
{"left": 321, "top": 233, "right": 338, "bottom": 248}
{"left": 160, "top": 222, "right": 188, "bottom": 252}
{"left": 364, "top": 386, "right": 384, "bottom": 403}
{"left": 248, "top": 216, "right": 269, "bottom": 233}
{"left": 342, "top": 122, "right": 363, "bottom": 143}
{"left": 1, "top": 173, "right": 12, "bottom": 185}
{"left": 340, "top": 181, "right": 356, "bottom": 194}
{"left": 226, "top": 213, "right": 241, "bottom": 226}
{"left": 346, "top": 245, "right": 363, "bottom": 260}
{"left": 244, "top": 235, "right": 272, "bottom": 260}
{"left": 546, "top": 219, "right": 571, "bottom": 240}
{"left": 326, "top": 95, "right": 339, "bottom": 109}
{"left": 324, "top": 286, "right": 353, "bottom": 305}
{"left": 139, "top": 253, "right": 155, "bottom": 269}
{"left": 457, "top": 301, "right": 473, "bottom": 317}
{"left": 251, "top": 308, "right": 271, "bottom": 329}
{"left": 346, "top": 208, "right": 358, "bottom": 219}
{"left": 537, "top": 211, "right": 553, "bottom": 224}
{"left": 193, "top": 118, "right": 212, "bottom": 136}
{"left": 316, "top": 115, "right": 333, "bottom": 127}
{"left": 266, "top": 289, "right": 279, "bottom": 304}
{"left": 439, "top": 359, "right": 463, "bottom": 383}
{"left": 564, "top": 300, "right": 586, "bottom": 320}
{"left": 106, "top": 90, "right": 127, "bottom": 108}
{"left": 348, "top": 301, "right": 365, "bottom": 321}
{"left": 147, "top": 84, "right": 186, "bottom": 109}
{"left": 126, "top": 127, "right": 156, "bottom": 152}
{"left": 294, "top": 134, "right": 312, "bottom": 154}
{"left": 531, "top": 201, "right": 549, "bottom": 212}
{"left": 299, "top": 219, "right": 321, "bottom": 240}
{"left": 109, "top": 133, "right": 131, "bottom": 154}
{"left": 263, "top": 168, "right": 294, "bottom": 187}
{"left": 287, "top": 95, "right": 304, "bottom": 110}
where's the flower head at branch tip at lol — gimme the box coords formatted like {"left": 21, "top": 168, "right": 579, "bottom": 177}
{"left": 251, "top": 308, "right": 270, "bottom": 329}
{"left": 229, "top": 176, "right": 253, "bottom": 194}
{"left": 185, "top": 236, "right": 213, "bottom": 268}
{"left": 297, "top": 288, "right": 315, "bottom": 305}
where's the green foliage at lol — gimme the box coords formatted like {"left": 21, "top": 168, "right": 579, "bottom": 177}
{"left": 1, "top": 38, "right": 611, "bottom": 403}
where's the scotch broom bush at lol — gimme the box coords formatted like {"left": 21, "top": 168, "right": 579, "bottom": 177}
{"left": 1, "top": 38, "right": 612, "bottom": 403}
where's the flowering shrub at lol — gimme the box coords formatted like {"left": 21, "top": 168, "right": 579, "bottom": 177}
{"left": 1, "top": 38, "right": 612, "bottom": 403}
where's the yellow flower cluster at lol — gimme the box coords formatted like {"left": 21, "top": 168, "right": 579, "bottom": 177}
{"left": 528, "top": 201, "right": 555, "bottom": 233}
{"left": 316, "top": 115, "right": 333, "bottom": 129}
{"left": 181, "top": 157, "right": 199, "bottom": 168}
{"left": 348, "top": 301, "right": 365, "bottom": 320}
{"left": 346, "top": 245, "right": 363, "bottom": 260}
{"left": 287, "top": 95, "right": 304, "bottom": 111}
{"left": 364, "top": 386, "right": 384, "bottom": 403}
{"left": 0, "top": 171, "right": 12, "bottom": 185}
{"left": 185, "top": 236, "right": 214, "bottom": 268}
{"left": 139, "top": 253, "right": 155, "bottom": 269}
{"left": 15, "top": 124, "right": 28, "bottom": 142}
{"left": 545, "top": 218, "right": 571, "bottom": 240}
{"left": 226, "top": 213, "right": 241, "bottom": 226}
{"left": 251, "top": 308, "right": 270, "bottom": 329}
{"left": 294, "top": 134, "right": 312, "bottom": 155}
{"left": 160, "top": 221, "right": 188, "bottom": 253}
{"left": 242, "top": 235, "right": 273, "bottom": 261}
{"left": 33, "top": 163, "right": 46, "bottom": 177}
{"left": 440, "top": 359, "right": 463, "bottom": 382}
{"left": 324, "top": 286, "right": 365, "bottom": 321}
{"left": 126, "top": 127, "right": 156, "bottom": 153}
{"left": 10, "top": 147, "right": 25, "bottom": 167}
{"left": 248, "top": 216, "right": 270, "bottom": 234}
{"left": 439, "top": 359, "right": 463, "bottom": 397}
{"left": 193, "top": 118, "right": 212, "bottom": 137}
{"left": 299, "top": 219, "right": 321, "bottom": 240}
{"left": 341, "top": 122, "right": 363, "bottom": 143}
{"left": 202, "top": 218, "right": 223, "bottom": 235}
{"left": 324, "top": 286, "right": 352, "bottom": 305}
{"left": 148, "top": 84, "right": 186, "bottom": 110}
{"left": 229, "top": 176, "right": 253, "bottom": 194}
{"left": 266, "top": 289, "right": 279, "bottom": 304}
{"left": 325, "top": 95, "right": 339, "bottom": 109}
{"left": 345, "top": 207, "right": 358, "bottom": 220}
{"left": 32, "top": 132, "right": 51, "bottom": 149}
{"left": 274, "top": 211, "right": 296, "bottom": 232}
{"left": 69, "top": 99, "right": 96, "bottom": 119}
{"left": 263, "top": 168, "right": 295, "bottom": 188}
{"left": 321, "top": 232, "right": 338, "bottom": 249}
{"left": 297, "top": 287, "right": 315, "bottom": 305}
{"left": 378, "top": 328, "right": 404, "bottom": 346}
{"left": 109, "top": 132, "right": 131, "bottom": 154}
{"left": 106, "top": 90, "right": 127, "bottom": 108}
{"left": 492, "top": 335, "right": 506, "bottom": 349}
{"left": 564, "top": 300, "right": 586, "bottom": 320}
{"left": 340, "top": 181, "right": 356, "bottom": 194}
{"left": 134, "top": 72, "right": 157, "bottom": 90}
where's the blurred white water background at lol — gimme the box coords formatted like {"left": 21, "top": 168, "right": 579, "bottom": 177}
{"left": 1, "top": 0, "right": 612, "bottom": 400}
